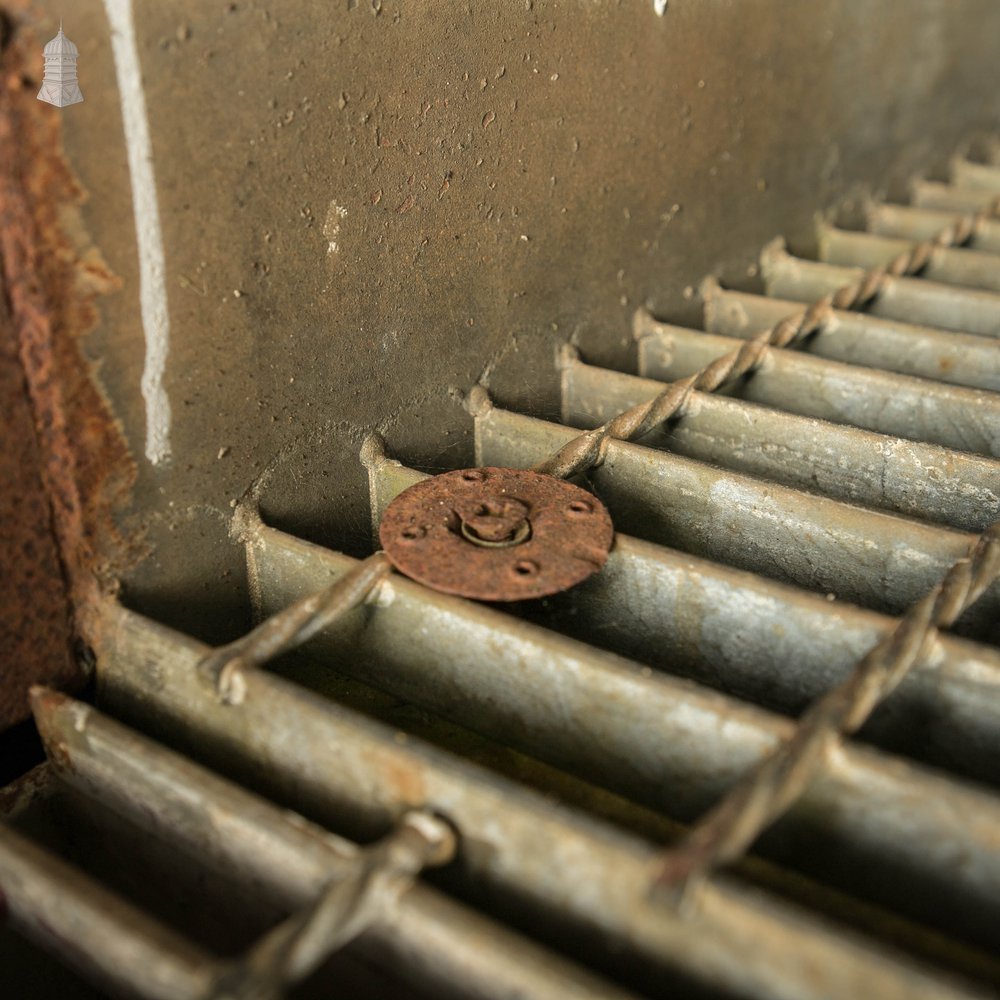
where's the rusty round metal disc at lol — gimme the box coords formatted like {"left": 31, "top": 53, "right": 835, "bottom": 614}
{"left": 379, "top": 467, "right": 614, "bottom": 601}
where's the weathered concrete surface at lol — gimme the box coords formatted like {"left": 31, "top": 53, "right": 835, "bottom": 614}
{"left": 7, "top": 1, "right": 1000, "bottom": 640}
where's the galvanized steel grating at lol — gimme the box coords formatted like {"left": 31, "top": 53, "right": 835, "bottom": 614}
{"left": 5, "top": 155, "right": 1000, "bottom": 999}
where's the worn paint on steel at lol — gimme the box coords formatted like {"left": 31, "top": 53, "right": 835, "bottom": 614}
{"left": 246, "top": 515, "right": 1000, "bottom": 950}
{"left": 761, "top": 240, "right": 1000, "bottom": 336}
{"left": 565, "top": 354, "right": 1000, "bottom": 529}
{"left": 636, "top": 315, "right": 1000, "bottom": 458}
{"left": 702, "top": 283, "right": 1000, "bottom": 392}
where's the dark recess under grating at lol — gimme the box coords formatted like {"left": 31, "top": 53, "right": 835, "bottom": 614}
{"left": 4, "top": 152, "right": 1000, "bottom": 999}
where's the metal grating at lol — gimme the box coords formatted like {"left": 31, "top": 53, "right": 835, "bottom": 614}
{"left": 5, "top": 153, "right": 1000, "bottom": 999}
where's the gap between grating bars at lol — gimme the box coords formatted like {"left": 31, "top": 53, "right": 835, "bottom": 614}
{"left": 5, "top": 148, "right": 1000, "bottom": 1000}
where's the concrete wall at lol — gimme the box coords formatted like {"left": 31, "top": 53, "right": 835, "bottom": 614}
{"left": 14, "top": 0, "right": 1000, "bottom": 640}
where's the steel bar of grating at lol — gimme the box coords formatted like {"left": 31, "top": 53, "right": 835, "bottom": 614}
{"left": 524, "top": 189, "right": 1000, "bottom": 936}
{"left": 364, "top": 448, "right": 1000, "bottom": 783}
{"left": 911, "top": 181, "right": 1000, "bottom": 214}
{"left": 562, "top": 358, "right": 1000, "bottom": 531}
{"left": 0, "top": 822, "right": 217, "bottom": 1000}
{"left": 247, "top": 509, "right": 1000, "bottom": 945}
{"left": 562, "top": 355, "right": 1000, "bottom": 530}
{"left": 760, "top": 240, "right": 1000, "bottom": 336}
{"left": 473, "top": 402, "right": 1000, "bottom": 638}
{"left": 362, "top": 437, "right": 421, "bottom": 542}
{"left": 635, "top": 314, "right": 1000, "bottom": 458}
{"left": 951, "top": 158, "right": 1000, "bottom": 192}
{"left": 868, "top": 203, "right": 1000, "bottom": 255}
{"left": 31, "top": 689, "right": 635, "bottom": 1000}
{"left": 562, "top": 356, "right": 1000, "bottom": 532}
{"left": 572, "top": 194, "right": 1000, "bottom": 921}
{"left": 818, "top": 224, "right": 1000, "bottom": 293}
{"left": 92, "top": 602, "right": 994, "bottom": 1000}
{"left": 652, "top": 520, "right": 1000, "bottom": 909}
{"left": 701, "top": 282, "right": 1000, "bottom": 392}
{"left": 533, "top": 202, "right": 997, "bottom": 487}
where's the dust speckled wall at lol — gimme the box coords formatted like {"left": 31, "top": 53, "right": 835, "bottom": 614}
{"left": 23, "top": 0, "right": 1000, "bottom": 638}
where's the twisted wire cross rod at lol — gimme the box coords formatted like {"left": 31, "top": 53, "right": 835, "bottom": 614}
{"left": 533, "top": 196, "right": 1000, "bottom": 481}
{"left": 196, "top": 190, "right": 1000, "bottom": 940}
{"left": 199, "top": 551, "right": 393, "bottom": 704}
{"left": 194, "top": 550, "right": 455, "bottom": 1000}
{"left": 528, "top": 191, "right": 1000, "bottom": 904}
{"left": 652, "top": 521, "right": 1000, "bottom": 905}
{"left": 212, "top": 810, "right": 456, "bottom": 1000}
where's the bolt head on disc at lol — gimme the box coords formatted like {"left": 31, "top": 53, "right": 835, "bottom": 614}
{"left": 379, "top": 467, "right": 614, "bottom": 601}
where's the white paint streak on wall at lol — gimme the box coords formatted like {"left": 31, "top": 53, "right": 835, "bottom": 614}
{"left": 323, "top": 201, "right": 348, "bottom": 255}
{"left": 102, "top": 0, "right": 172, "bottom": 464}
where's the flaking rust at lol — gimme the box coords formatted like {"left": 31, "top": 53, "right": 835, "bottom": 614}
{"left": 0, "top": 286, "right": 76, "bottom": 729}
{"left": 380, "top": 467, "right": 613, "bottom": 601}
{"left": 0, "top": 11, "right": 136, "bottom": 729}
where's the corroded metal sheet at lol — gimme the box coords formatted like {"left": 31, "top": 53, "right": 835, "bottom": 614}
{"left": 0, "top": 14, "right": 134, "bottom": 730}
{"left": 0, "top": 289, "right": 76, "bottom": 730}
{"left": 380, "top": 467, "right": 613, "bottom": 601}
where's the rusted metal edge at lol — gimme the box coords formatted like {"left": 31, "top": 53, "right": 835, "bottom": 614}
{"left": 0, "top": 11, "right": 136, "bottom": 730}
{"left": 0, "top": 261, "right": 76, "bottom": 728}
